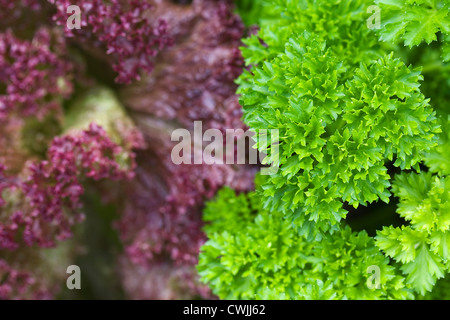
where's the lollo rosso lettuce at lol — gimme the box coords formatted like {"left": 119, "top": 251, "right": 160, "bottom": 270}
{"left": 0, "top": 0, "right": 256, "bottom": 299}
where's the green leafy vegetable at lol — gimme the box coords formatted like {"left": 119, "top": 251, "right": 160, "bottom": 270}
{"left": 198, "top": 0, "right": 450, "bottom": 299}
